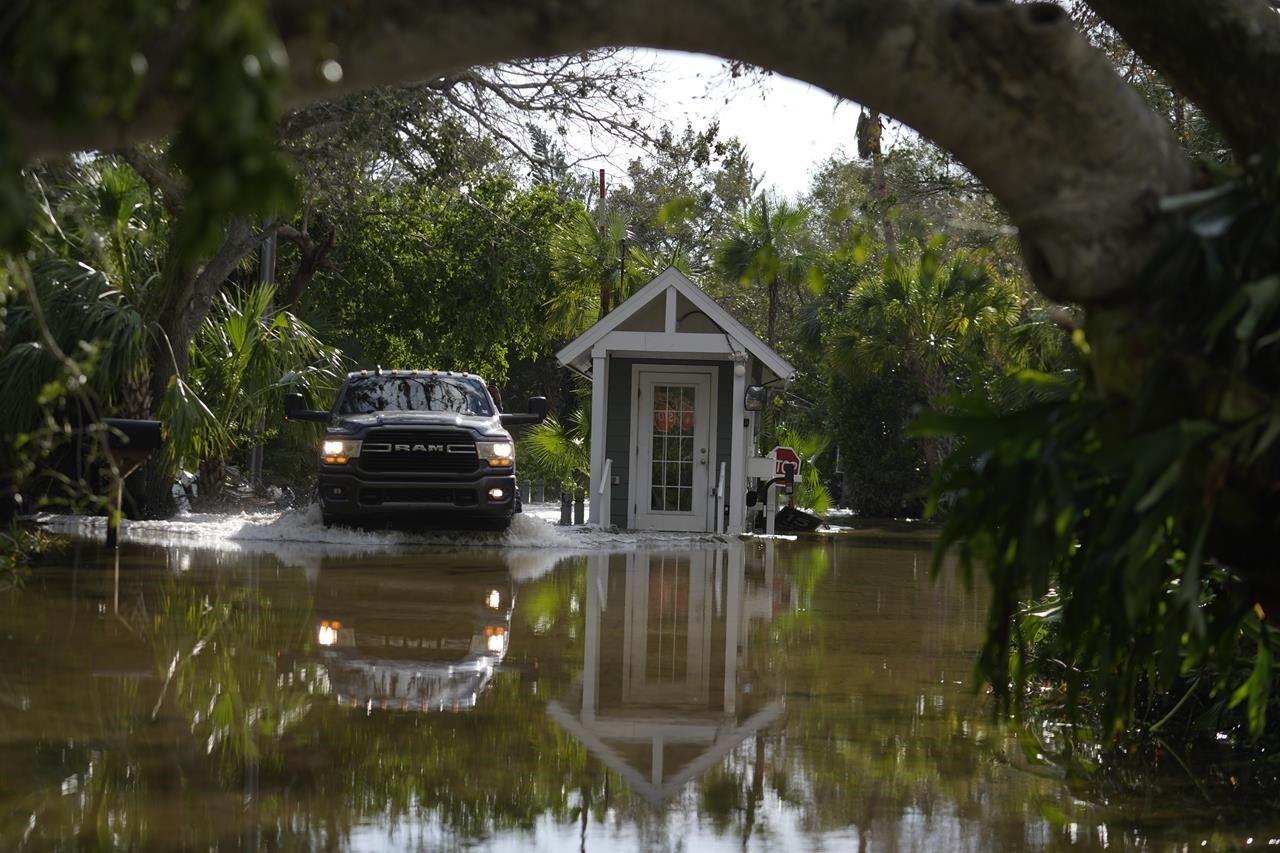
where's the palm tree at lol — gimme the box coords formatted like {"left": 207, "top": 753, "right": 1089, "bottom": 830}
{"left": 545, "top": 208, "right": 654, "bottom": 338}
{"left": 185, "top": 282, "right": 344, "bottom": 501}
{"left": 826, "top": 241, "right": 1025, "bottom": 472}
{"left": 774, "top": 424, "right": 834, "bottom": 513}
{"left": 715, "top": 194, "right": 812, "bottom": 347}
{"left": 0, "top": 259, "right": 149, "bottom": 435}
{"left": 520, "top": 406, "right": 591, "bottom": 491}
{"left": 5, "top": 160, "right": 345, "bottom": 507}
{"left": 25, "top": 160, "right": 166, "bottom": 418}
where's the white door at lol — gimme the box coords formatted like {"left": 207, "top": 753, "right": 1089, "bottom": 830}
{"left": 633, "top": 370, "right": 713, "bottom": 531}
{"left": 621, "top": 551, "right": 716, "bottom": 706}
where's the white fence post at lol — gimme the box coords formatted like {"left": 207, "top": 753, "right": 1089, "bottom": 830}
{"left": 597, "top": 458, "right": 613, "bottom": 529}
{"left": 715, "top": 461, "right": 726, "bottom": 535}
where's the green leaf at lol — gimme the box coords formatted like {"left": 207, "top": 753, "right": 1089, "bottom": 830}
{"left": 1157, "top": 183, "right": 1234, "bottom": 214}
{"left": 657, "top": 195, "right": 696, "bottom": 226}
{"left": 1228, "top": 631, "right": 1273, "bottom": 736}
{"left": 1136, "top": 458, "right": 1183, "bottom": 512}
{"left": 1011, "top": 368, "right": 1072, "bottom": 389}
{"left": 1038, "top": 802, "right": 1069, "bottom": 828}
{"left": 1235, "top": 275, "right": 1280, "bottom": 344}
{"left": 1247, "top": 411, "right": 1280, "bottom": 463}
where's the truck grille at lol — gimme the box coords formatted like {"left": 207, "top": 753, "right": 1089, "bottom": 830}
{"left": 358, "top": 429, "right": 478, "bottom": 474}
{"left": 358, "top": 487, "right": 477, "bottom": 506}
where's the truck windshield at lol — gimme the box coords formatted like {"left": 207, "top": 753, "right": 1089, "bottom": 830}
{"left": 336, "top": 375, "right": 494, "bottom": 416}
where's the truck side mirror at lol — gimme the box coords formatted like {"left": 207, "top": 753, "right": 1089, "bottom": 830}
{"left": 284, "top": 393, "right": 306, "bottom": 419}
{"left": 500, "top": 397, "right": 549, "bottom": 427}
{"left": 284, "top": 393, "right": 330, "bottom": 423}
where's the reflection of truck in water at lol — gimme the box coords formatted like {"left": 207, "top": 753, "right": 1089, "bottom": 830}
{"left": 284, "top": 369, "right": 546, "bottom": 529}
{"left": 304, "top": 560, "right": 515, "bottom": 713}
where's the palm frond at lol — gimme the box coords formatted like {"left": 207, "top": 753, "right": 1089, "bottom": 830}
{"left": 189, "top": 282, "right": 345, "bottom": 446}
{"left": 521, "top": 414, "right": 590, "bottom": 488}
{"left": 160, "top": 375, "right": 232, "bottom": 471}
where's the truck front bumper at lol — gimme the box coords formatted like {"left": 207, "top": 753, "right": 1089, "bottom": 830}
{"left": 318, "top": 471, "right": 518, "bottom": 520}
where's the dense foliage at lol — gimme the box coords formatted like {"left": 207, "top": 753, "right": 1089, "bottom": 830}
{"left": 2, "top": 0, "right": 1278, "bottom": 765}
{"left": 303, "top": 174, "right": 575, "bottom": 380}
{"left": 924, "top": 162, "right": 1280, "bottom": 743}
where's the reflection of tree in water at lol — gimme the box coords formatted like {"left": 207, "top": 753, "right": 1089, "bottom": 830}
{"left": 3, "top": 678, "right": 151, "bottom": 850}
{"left": 10, "top": 538, "right": 1223, "bottom": 849}
{"left": 2, "top": 557, "right": 320, "bottom": 850}
{"left": 2, "top": 554, "right": 643, "bottom": 850}
{"left": 338, "top": 375, "right": 492, "bottom": 415}
{"left": 688, "top": 539, "right": 1105, "bottom": 850}
{"left": 272, "top": 673, "right": 634, "bottom": 840}
{"left": 147, "top": 570, "right": 316, "bottom": 781}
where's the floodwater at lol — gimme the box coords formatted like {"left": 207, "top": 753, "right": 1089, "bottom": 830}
{"left": 2, "top": 511, "right": 1277, "bottom": 851}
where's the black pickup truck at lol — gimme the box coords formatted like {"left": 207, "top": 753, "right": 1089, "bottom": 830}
{"left": 284, "top": 369, "right": 546, "bottom": 529}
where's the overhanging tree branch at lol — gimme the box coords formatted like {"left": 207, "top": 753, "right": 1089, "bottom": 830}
{"left": 1085, "top": 0, "right": 1280, "bottom": 160}
{"left": 5, "top": 0, "right": 1197, "bottom": 304}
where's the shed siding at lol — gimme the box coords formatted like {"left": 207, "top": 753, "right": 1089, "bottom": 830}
{"left": 605, "top": 357, "right": 732, "bottom": 529}
{"left": 605, "top": 361, "right": 633, "bottom": 529}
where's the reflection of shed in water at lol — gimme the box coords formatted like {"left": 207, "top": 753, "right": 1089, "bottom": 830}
{"left": 303, "top": 559, "right": 515, "bottom": 713}
{"left": 547, "top": 542, "right": 786, "bottom": 804}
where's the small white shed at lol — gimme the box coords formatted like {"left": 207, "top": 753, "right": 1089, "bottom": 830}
{"left": 555, "top": 268, "right": 795, "bottom": 533}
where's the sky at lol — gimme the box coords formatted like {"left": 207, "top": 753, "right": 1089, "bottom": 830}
{"left": 578, "top": 49, "right": 863, "bottom": 201}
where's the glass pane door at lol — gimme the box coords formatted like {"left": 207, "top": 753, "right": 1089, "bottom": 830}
{"left": 633, "top": 370, "right": 714, "bottom": 532}
{"left": 649, "top": 384, "right": 696, "bottom": 513}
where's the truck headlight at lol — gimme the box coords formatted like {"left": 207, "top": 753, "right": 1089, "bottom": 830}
{"left": 317, "top": 619, "right": 341, "bottom": 646}
{"left": 321, "top": 439, "right": 361, "bottom": 464}
{"left": 477, "top": 440, "right": 514, "bottom": 468}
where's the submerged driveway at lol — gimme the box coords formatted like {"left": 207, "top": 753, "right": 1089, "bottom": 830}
{"left": 8, "top": 512, "right": 1264, "bottom": 850}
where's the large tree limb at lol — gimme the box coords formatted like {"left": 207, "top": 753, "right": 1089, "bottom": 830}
{"left": 1085, "top": 0, "right": 1280, "bottom": 160}
{"left": 142, "top": 217, "right": 269, "bottom": 514}
{"left": 7, "top": 0, "right": 1197, "bottom": 304}
{"left": 120, "top": 147, "right": 185, "bottom": 213}
{"left": 276, "top": 222, "right": 336, "bottom": 308}
{"left": 152, "top": 218, "right": 267, "bottom": 386}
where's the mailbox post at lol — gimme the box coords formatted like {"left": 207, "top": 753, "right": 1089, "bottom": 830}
{"left": 101, "top": 418, "right": 162, "bottom": 548}
{"left": 747, "top": 447, "right": 802, "bottom": 535}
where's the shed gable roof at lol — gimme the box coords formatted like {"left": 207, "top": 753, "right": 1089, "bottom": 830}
{"left": 555, "top": 268, "right": 795, "bottom": 381}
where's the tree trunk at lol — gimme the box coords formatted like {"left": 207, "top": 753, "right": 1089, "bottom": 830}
{"left": 9, "top": 0, "right": 1200, "bottom": 307}
{"left": 858, "top": 109, "right": 897, "bottom": 260}
{"left": 766, "top": 273, "right": 779, "bottom": 349}
{"left": 140, "top": 218, "right": 266, "bottom": 516}
{"left": 196, "top": 455, "right": 226, "bottom": 507}
{"left": 121, "top": 370, "right": 153, "bottom": 420}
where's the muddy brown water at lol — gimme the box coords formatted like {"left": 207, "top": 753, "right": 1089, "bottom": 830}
{"left": 2, "top": 526, "right": 1277, "bottom": 851}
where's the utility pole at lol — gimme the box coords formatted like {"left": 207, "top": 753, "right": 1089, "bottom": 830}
{"left": 250, "top": 228, "right": 276, "bottom": 492}
{"left": 598, "top": 167, "right": 610, "bottom": 320}
{"left": 857, "top": 109, "right": 897, "bottom": 260}
{"left": 762, "top": 195, "right": 778, "bottom": 348}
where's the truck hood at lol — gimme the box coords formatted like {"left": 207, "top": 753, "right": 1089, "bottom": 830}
{"left": 329, "top": 410, "right": 504, "bottom": 434}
